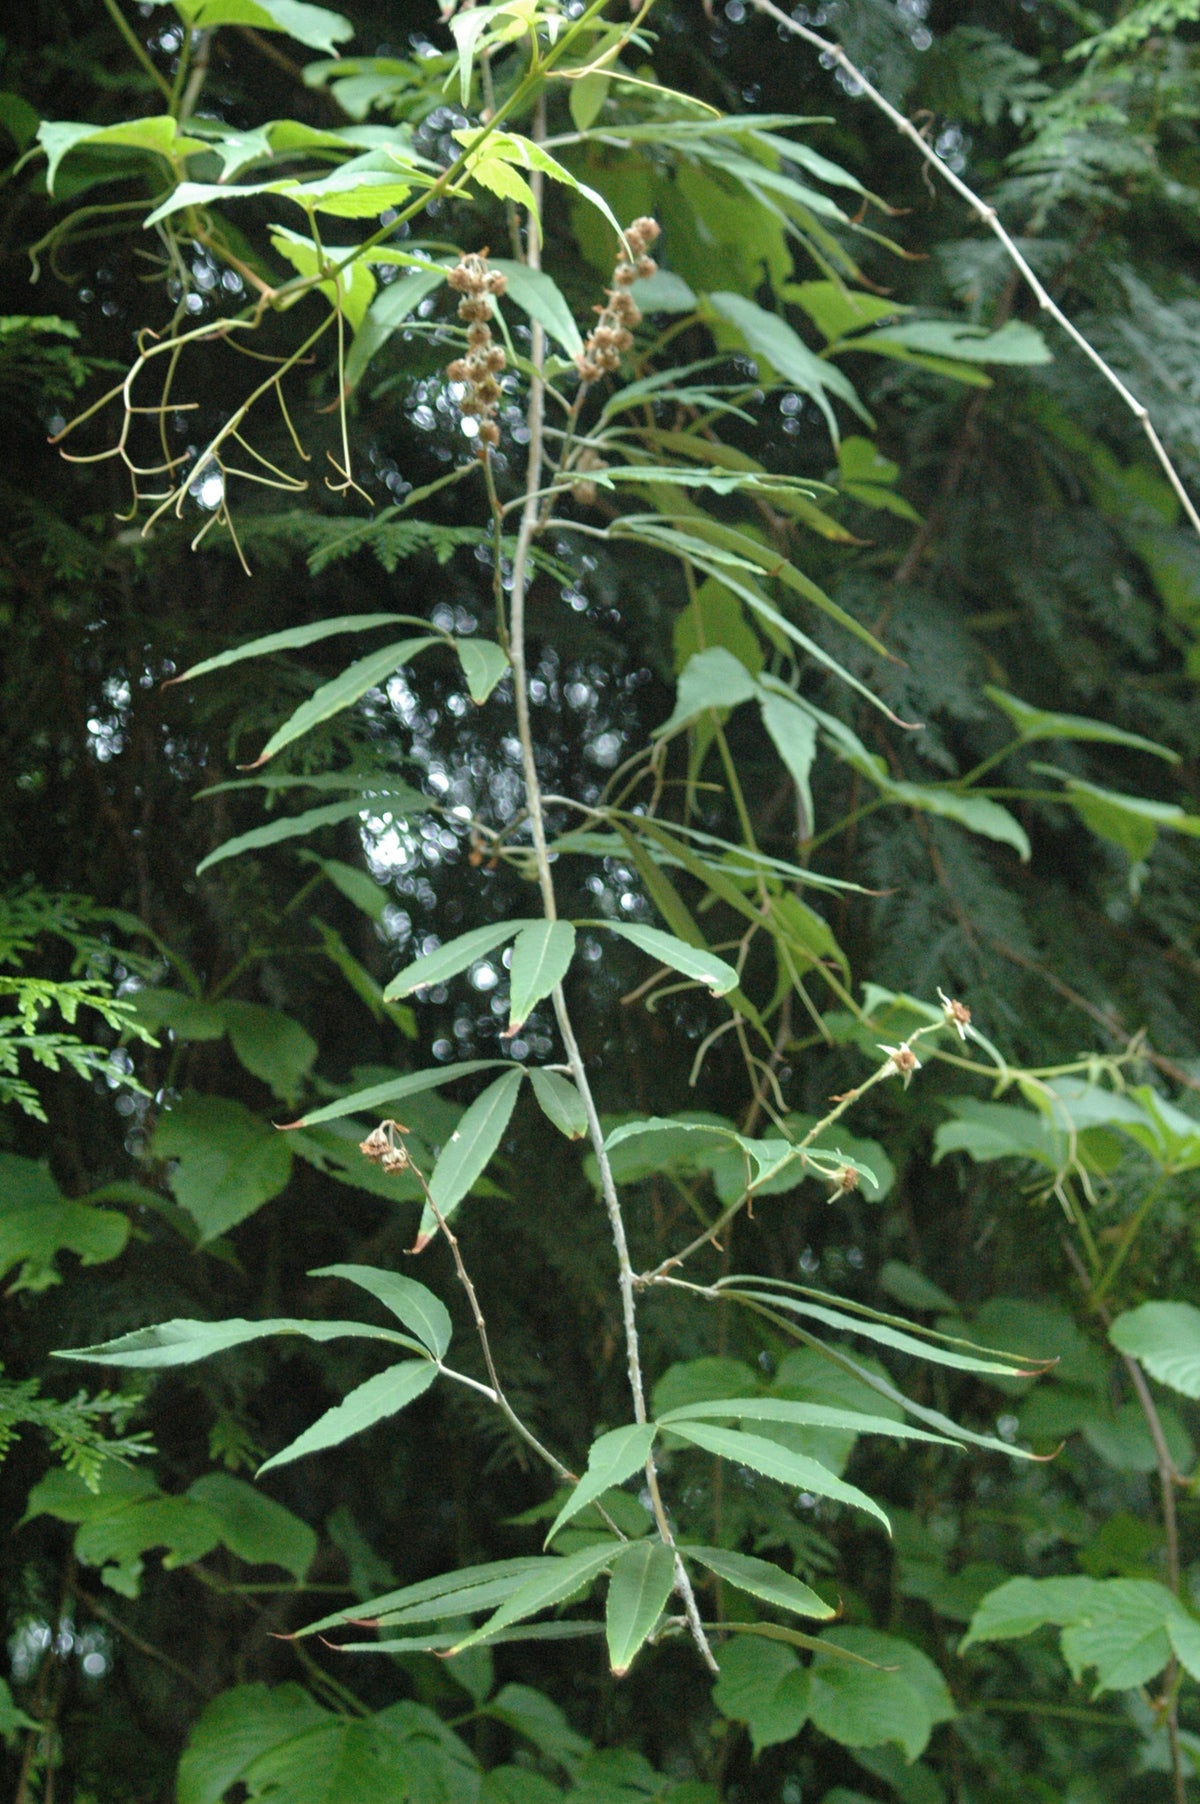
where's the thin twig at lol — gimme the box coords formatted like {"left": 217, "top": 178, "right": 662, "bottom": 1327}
{"left": 748, "top": 0, "right": 1200, "bottom": 539}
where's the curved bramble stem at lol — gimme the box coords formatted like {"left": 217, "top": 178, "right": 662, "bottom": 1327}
{"left": 748, "top": 0, "right": 1200, "bottom": 540}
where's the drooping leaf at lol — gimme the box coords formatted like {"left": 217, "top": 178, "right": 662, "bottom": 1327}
{"left": 527, "top": 1068, "right": 588, "bottom": 1139}
{"left": 55, "top": 1315, "right": 421, "bottom": 1370}
{"left": 659, "top": 1398, "right": 954, "bottom": 1449}
{"left": 683, "top": 1544, "right": 835, "bottom": 1620}
{"left": 658, "top": 646, "right": 757, "bottom": 734}
{"left": 809, "top": 1629, "right": 955, "bottom": 1761}
{"left": 168, "top": 614, "right": 429, "bottom": 687}
{"left": 508, "top": 921, "right": 576, "bottom": 1031}
{"left": 590, "top": 921, "right": 740, "bottom": 996}
{"left": 196, "top": 800, "right": 375, "bottom": 875}
{"left": 712, "top": 1635, "right": 811, "bottom": 1755}
{"left": 281, "top": 1059, "right": 509, "bottom": 1129}
{"left": 489, "top": 259, "right": 584, "bottom": 358}
{"left": 667, "top": 1422, "right": 890, "bottom": 1532}
{"left": 258, "top": 1361, "right": 437, "bottom": 1475}
{"left": 455, "top": 637, "right": 510, "bottom": 704}
{"left": 310, "top": 1264, "right": 452, "bottom": 1358}
{"left": 985, "top": 686, "right": 1178, "bottom": 760}
{"left": 298, "top": 1556, "right": 553, "bottom": 1638}
{"left": 543, "top": 1423, "right": 656, "bottom": 1547}
{"left": 605, "top": 1540, "right": 676, "bottom": 1676}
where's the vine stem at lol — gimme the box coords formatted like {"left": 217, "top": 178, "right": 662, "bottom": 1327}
{"left": 748, "top": 0, "right": 1200, "bottom": 541}
{"left": 498, "top": 92, "right": 718, "bottom": 1675}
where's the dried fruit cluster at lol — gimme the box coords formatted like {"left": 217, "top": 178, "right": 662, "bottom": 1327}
{"left": 446, "top": 249, "right": 509, "bottom": 451}
{"left": 575, "top": 216, "right": 661, "bottom": 382}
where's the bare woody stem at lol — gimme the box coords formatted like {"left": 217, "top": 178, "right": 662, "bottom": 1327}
{"left": 748, "top": 0, "right": 1200, "bottom": 541}
{"left": 497, "top": 95, "right": 718, "bottom": 1675}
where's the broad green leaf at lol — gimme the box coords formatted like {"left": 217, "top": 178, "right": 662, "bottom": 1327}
{"left": 451, "top": 1542, "right": 620, "bottom": 1653}
{"left": 268, "top": 224, "right": 377, "bottom": 332}
{"left": 383, "top": 921, "right": 533, "bottom": 1000}
{"left": 683, "top": 1544, "right": 834, "bottom": 1620}
{"left": 667, "top": 1422, "right": 890, "bottom": 1532}
{"left": 38, "top": 116, "right": 209, "bottom": 194}
{"left": 55, "top": 1315, "right": 420, "bottom": 1369}
{"left": 246, "top": 635, "right": 439, "bottom": 769}
{"left": 659, "top": 1399, "right": 953, "bottom": 1449}
{"left": 124, "top": 989, "right": 225, "bottom": 1040}
{"left": 712, "top": 1635, "right": 810, "bottom": 1755}
{"left": 489, "top": 259, "right": 583, "bottom": 358}
{"left": 169, "top": 0, "right": 353, "bottom": 55}
{"left": 178, "top": 1684, "right": 328, "bottom": 1804}
{"left": 420, "top": 1067, "right": 525, "bottom": 1235}
{"left": 455, "top": 637, "right": 510, "bottom": 704}
{"left": 1060, "top": 1581, "right": 1178, "bottom": 1692}
{"left": 484, "top": 1681, "right": 590, "bottom": 1769}
{"left": 153, "top": 1092, "right": 292, "bottom": 1239}
{"left": 170, "top": 613, "right": 428, "bottom": 686}
{"left": 961, "top": 1574, "right": 1098, "bottom": 1648}
{"left": 1109, "top": 1301, "right": 1200, "bottom": 1399}
{"left": 311, "top": 1263, "right": 452, "bottom": 1358}
{"left": 1050, "top": 771, "right": 1200, "bottom": 860}
{"left": 528, "top": 1068, "right": 588, "bottom": 1139}
{"left": 934, "top": 1097, "right": 1066, "bottom": 1170}
{"left": 508, "top": 921, "right": 575, "bottom": 1031}
{"left": 810, "top": 1629, "right": 954, "bottom": 1761}
{"left": 759, "top": 692, "right": 817, "bottom": 834}
{"left": 877, "top": 775, "right": 1030, "bottom": 860}
{"left": 543, "top": 1423, "right": 656, "bottom": 1547}
{"left": 196, "top": 800, "right": 376, "bottom": 875}
{"left": 629, "top": 269, "right": 697, "bottom": 313}
{"left": 985, "top": 686, "right": 1178, "bottom": 760}
{"left": 298, "top": 1556, "right": 552, "bottom": 1637}
{"left": 281, "top": 1059, "right": 508, "bottom": 1129}
{"left": 707, "top": 291, "right": 865, "bottom": 437}
{"left": 605, "top": 1540, "right": 675, "bottom": 1676}
{"left": 658, "top": 647, "right": 757, "bottom": 734}
{"left": 188, "top": 1472, "right": 316, "bottom": 1580}
{"left": 220, "top": 1001, "right": 317, "bottom": 1102}
{"left": 591, "top": 921, "right": 740, "bottom": 996}
{"left": 0, "top": 1154, "right": 128, "bottom": 1293}
{"left": 258, "top": 1360, "right": 437, "bottom": 1474}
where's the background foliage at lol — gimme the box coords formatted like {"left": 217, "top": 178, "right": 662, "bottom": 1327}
{"left": 3, "top": 1, "right": 1200, "bottom": 1800}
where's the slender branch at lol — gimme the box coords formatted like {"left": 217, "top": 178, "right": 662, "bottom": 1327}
{"left": 748, "top": 0, "right": 1200, "bottom": 540}
{"left": 101, "top": 0, "right": 172, "bottom": 101}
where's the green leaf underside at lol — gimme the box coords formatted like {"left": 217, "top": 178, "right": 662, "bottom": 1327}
{"left": 544, "top": 1423, "right": 656, "bottom": 1546}
{"left": 420, "top": 1067, "right": 525, "bottom": 1236}
{"left": 660, "top": 1398, "right": 954, "bottom": 1447}
{"left": 283, "top": 1059, "right": 510, "bottom": 1129}
{"left": 684, "top": 1544, "right": 835, "bottom": 1620}
{"left": 55, "top": 1317, "right": 423, "bottom": 1369}
{"left": 258, "top": 1361, "right": 436, "bottom": 1474}
{"left": 383, "top": 922, "right": 536, "bottom": 1000}
{"left": 248, "top": 636, "right": 440, "bottom": 769}
{"left": 587, "top": 920, "right": 740, "bottom": 994}
{"left": 508, "top": 921, "right": 576, "bottom": 1030}
{"left": 606, "top": 1540, "right": 676, "bottom": 1675}
{"left": 721, "top": 1285, "right": 1042, "bottom": 1377}
{"left": 309, "top": 1264, "right": 452, "bottom": 1358}
{"left": 527, "top": 1068, "right": 588, "bottom": 1139}
{"left": 298, "top": 1556, "right": 553, "bottom": 1638}
{"left": 668, "top": 1422, "right": 890, "bottom": 1532}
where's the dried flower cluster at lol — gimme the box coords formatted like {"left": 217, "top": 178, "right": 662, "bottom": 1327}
{"left": 359, "top": 1119, "right": 411, "bottom": 1175}
{"left": 575, "top": 216, "right": 661, "bottom": 382}
{"left": 446, "top": 249, "right": 509, "bottom": 452}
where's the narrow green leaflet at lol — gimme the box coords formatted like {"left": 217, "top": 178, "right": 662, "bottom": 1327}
{"left": 683, "top": 1544, "right": 835, "bottom": 1621}
{"left": 508, "top": 922, "right": 576, "bottom": 1031}
{"left": 450, "top": 1541, "right": 620, "bottom": 1654}
{"left": 310, "top": 1264, "right": 452, "bottom": 1359}
{"left": 455, "top": 638, "right": 510, "bottom": 704}
{"left": 258, "top": 1361, "right": 437, "bottom": 1475}
{"left": 298, "top": 1556, "right": 551, "bottom": 1639}
{"left": 659, "top": 1398, "right": 955, "bottom": 1448}
{"left": 722, "top": 1285, "right": 1042, "bottom": 1377}
{"left": 489, "top": 259, "right": 583, "bottom": 358}
{"left": 383, "top": 922, "right": 534, "bottom": 1000}
{"left": 1108, "top": 1302, "right": 1200, "bottom": 1399}
{"left": 246, "top": 636, "right": 439, "bottom": 769}
{"left": 169, "top": 615, "right": 432, "bottom": 688}
{"left": 54, "top": 1316, "right": 422, "bottom": 1369}
{"left": 759, "top": 692, "right": 817, "bottom": 832}
{"left": 543, "top": 1423, "right": 657, "bottom": 1547}
{"left": 196, "top": 800, "right": 372, "bottom": 876}
{"left": 420, "top": 1067, "right": 525, "bottom": 1236}
{"left": 589, "top": 921, "right": 740, "bottom": 996}
{"left": 606, "top": 1541, "right": 676, "bottom": 1676}
{"left": 985, "top": 686, "right": 1178, "bottom": 760}
{"left": 528, "top": 1068, "right": 588, "bottom": 1140}
{"left": 280, "top": 1059, "right": 508, "bottom": 1129}
{"left": 668, "top": 1423, "right": 890, "bottom": 1532}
